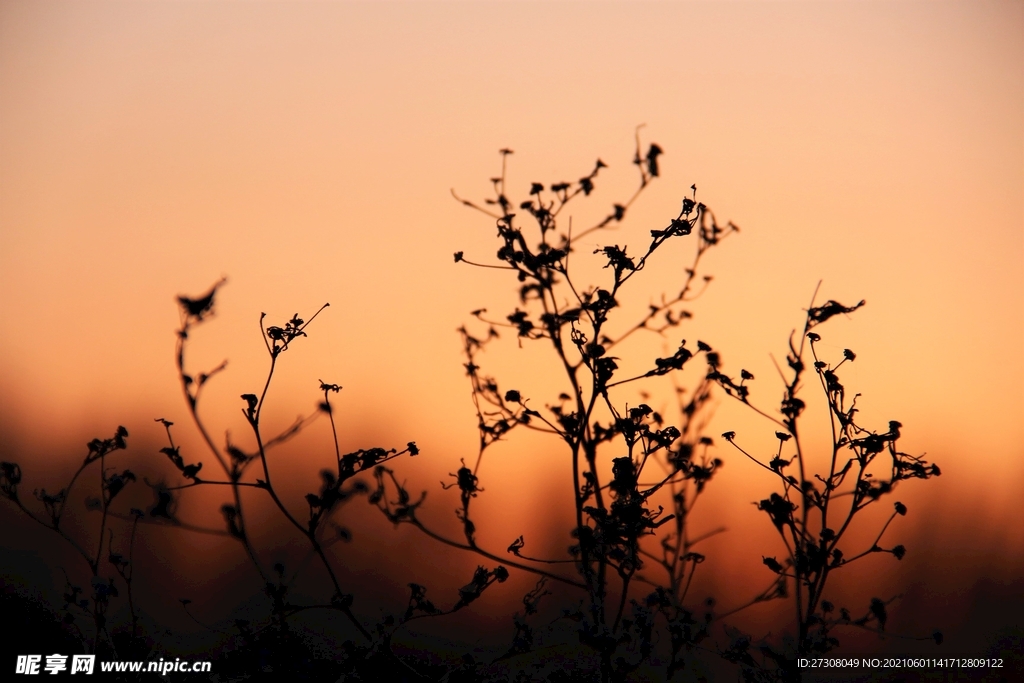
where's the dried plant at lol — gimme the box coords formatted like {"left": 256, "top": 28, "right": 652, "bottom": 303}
{"left": 0, "top": 130, "right": 945, "bottom": 683}
{"left": 370, "top": 129, "right": 742, "bottom": 681}
{"left": 0, "top": 425, "right": 148, "bottom": 659}
{"left": 711, "top": 291, "right": 943, "bottom": 680}
{"left": 162, "top": 279, "right": 425, "bottom": 676}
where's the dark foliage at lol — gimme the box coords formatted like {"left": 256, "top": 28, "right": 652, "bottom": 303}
{"left": 0, "top": 131, "right": 944, "bottom": 682}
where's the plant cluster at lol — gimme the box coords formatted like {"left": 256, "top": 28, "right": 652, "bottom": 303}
{"left": 0, "top": 131, "right": 943, "bottom": 682}
{"left": 0, "top": 425, "right": 149, "bottom": 662}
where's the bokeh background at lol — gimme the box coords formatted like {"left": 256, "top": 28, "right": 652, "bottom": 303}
{"left": 1, "top": 0, "right": 1021, "bottom": 665}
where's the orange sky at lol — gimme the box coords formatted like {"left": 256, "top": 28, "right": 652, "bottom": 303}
{"left": 1, "top": 0, "right": 1022, "bottom": 655}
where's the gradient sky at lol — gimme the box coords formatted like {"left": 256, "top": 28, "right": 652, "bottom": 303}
{"left": 1, "top": 0, "right": 1022, "bottom": 655}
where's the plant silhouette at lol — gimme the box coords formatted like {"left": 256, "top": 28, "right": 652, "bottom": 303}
{"left": 371, "top": 129, "right": 742, "bottom": 681}
{"left": 0, "top": 130, "right": 946, "bottom": 682}
{"left": 711, "top": 291, "right": 943, "bottom": 681}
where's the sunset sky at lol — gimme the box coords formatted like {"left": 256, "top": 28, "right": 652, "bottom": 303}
{"left": 1, "top": 0, "right": 1021, "bottom": 659}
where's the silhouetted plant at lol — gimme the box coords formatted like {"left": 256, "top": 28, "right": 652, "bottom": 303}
{"left": 711, "top": 289, "right": 943, "bottom": 681}
{"left": 163, "top": 275, "right": 540, "bottom": 679}
{"left": 368, "top": 129, "right": 741, "bottom": 681}
{"left": 0, "top": 425, "right": 149, "bottom": 659}
{"left": 159, "top": 279, "right": 422, "bottom": 663}
{"left": 0, "top": 129, "right": 948, "bottom": 682}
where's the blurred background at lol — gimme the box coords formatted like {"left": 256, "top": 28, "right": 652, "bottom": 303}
{"left": 1, "top": 0, "right": 1021, "bottom": 663}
